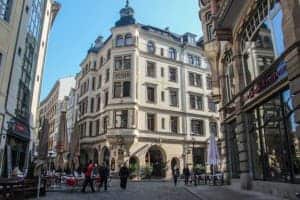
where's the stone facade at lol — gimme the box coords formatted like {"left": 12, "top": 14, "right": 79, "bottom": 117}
{"left": 76, "top": 2, "right": 222, "bottom": 178}
{"left": 199, "top": 0, "right": 300, "bottom": 194}
{"left": 0, "top": 0, "right": 59, "bottom": 176}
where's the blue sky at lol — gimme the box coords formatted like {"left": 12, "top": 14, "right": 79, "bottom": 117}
{"left": 41, "top": 0, "right": 202, "bottom": 99}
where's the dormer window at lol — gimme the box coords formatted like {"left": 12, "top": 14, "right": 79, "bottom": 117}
{"left": 125, "top": 33, "right": 133, "bottom": 46}
{"left": 147, "top": 41, "right": 156, "bottom": 54}
{"left": 116, "top": 35, "right": 124, "bottom": 47}
{"left": 168, "top": 48, "right": 177, "bottom": 60}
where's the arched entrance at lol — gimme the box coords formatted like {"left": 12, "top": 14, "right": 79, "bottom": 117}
{"left": 145, "top": 145, "right": 166, "bottom": 178}
{"left": 101, "top": 147, "right": 110, "bottom": 166}
{"left": 171, "top": 157, "right": 180, "bottom": 171}
{"left": 79, "top": 149, "right": 88, "bottom": 167}
{"left": 129, "top": 156, "right": 139, "bottom": 176}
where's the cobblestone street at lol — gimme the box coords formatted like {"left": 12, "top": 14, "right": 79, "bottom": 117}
{"left": 33, "top": 180, "right": 283, "bottom": 200}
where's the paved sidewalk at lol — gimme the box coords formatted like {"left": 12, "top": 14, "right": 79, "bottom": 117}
{"left": 185, "top": 184, "right": 284, "bottom": 200}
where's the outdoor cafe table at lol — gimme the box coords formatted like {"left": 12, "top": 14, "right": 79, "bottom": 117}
{"left": 0, "top": 177, "right": 24, "bottom": 199}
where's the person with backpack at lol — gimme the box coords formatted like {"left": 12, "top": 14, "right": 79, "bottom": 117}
{"left": 172, "top": 166, "right": 180, "bottom": 186}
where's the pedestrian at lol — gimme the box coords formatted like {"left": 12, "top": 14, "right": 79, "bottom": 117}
{"left": 172, "top": 166, "right": 180, "bottom": 186}
{"left": 119, "top": 163, "right": 129, "bottom": 190}
{"left": 183, "top": 165, "right": 190, "bottom": 185}
{"left": 99, "top": 162, "right": 109, "bottom": 191}
{"left": 81, "top": 160, "right": 95, "bottom": 193}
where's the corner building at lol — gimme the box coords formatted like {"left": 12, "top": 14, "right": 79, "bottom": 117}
{"left": 199, "top": 0, "right": 300, "bottom": 196}
{"left": 77, "top": 2, "right": 221, "bottom": 178}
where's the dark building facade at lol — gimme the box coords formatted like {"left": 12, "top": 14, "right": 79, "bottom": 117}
{"left": 199, "top": 0, "right": 300, "bottom": 197}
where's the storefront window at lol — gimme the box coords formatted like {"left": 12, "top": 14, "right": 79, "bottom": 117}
{"left": 248, "top": 89, "right": 300, "bottom": 182}
{"left": 227, "top": 121, "right": 240, "bottom": 178}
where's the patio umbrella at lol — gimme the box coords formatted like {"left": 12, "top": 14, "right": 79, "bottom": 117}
{"left": 56, "top": 111, "right": 68, "bottom": 170}
{"left": 207, "top": 134, "right": 220, "bottom": 175}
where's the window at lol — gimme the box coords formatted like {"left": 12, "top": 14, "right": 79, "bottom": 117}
{"left": 190, "top": 94, "right": 203, "bottom": 110}
{"left": 207, "top": 23, "right": 214, "bottom": 41}
{"left": 115, "top": 110, "right": 128, "bottom": 128}
{"left": 169, "top": 67, "right": 177, "bottom": 82}
{"left": 100, "top": 57, "right": 104, "bottom": 67}
{"left": 191, "top": 120, "right": 204, "bottom": 136}
{"left": 115, "top": 56, "right": 122, "bottom": 71}
{"left": 170, "top": 116, "right": 178, "bottom": 133}
{"left": 147, "top": 113, "right": 155, "bottom": 131}
{"left": 160, "top": 48, "right": 164, "bottom": 56}
{"left": 113, "top": 82, "right": 122, "bottom": 98}
{"left": 106, "top": 69, "right": 110, "bottom": 82}
{"left": 123, "top": 81, "right": 131, "bottom": 97}
{"left": 208, "top": 97, "right": 217, "bottom": 112}
{"left": 113, "top": 81, "right": 131, "bottom": 98}
{"left": 89, "top": 121, "right": 93, "bottom": 136}
{"left": 92, "top": 77, "right": 96, "bottom": 90}
{"left": 168, "top": 48, "right": 177, "bottom": 60}
{"left": 161, "top": 67, "right": 164, "bottom": 77}
{"left": 103, "top": 116, "right": 108, "bottom": 133}
{"left": 114, "top": 55, "right": 131, "bottom": 70}
{"left": 147, "top": 86, "right": 155, "bottom": 103}
{"left": 209, "top": 121, "right": 218, "bottom": 136}
{"left": 116, "top": 35, "right": 124, "bottom": 47}
{"left": 90, "top": 97, "right": 94, "bottom": 113}
{"left": 125, "top": 33, "right": 133, "bottom": 46}
{"left": 147, "top": 41, "right": 155, "bottom": 54}
{"left": 98, "top": 75, "right": 102, "bottom": 88}
{"left": 104, "top": 91, "right": 109, "bottom": 106}
{"left": 206, "top": 75, "right": 212, "bottom": 89}
{"left": 189, "top": 72, "right": 202, "bottom": 87}
{"left": 0, "top": 53, "right": 2, "bottom": 70}
{"left": 161, "top": 118, "right": 165, "bottom": 129}
{"left": 123, "top": 55, "right": 131, "bottom": 69}
{"left": 169, "top": 89, "right": 178, "bottom": 107}
{"left": 0, "top": 0, "right": 12, "bottom": 21}
{"left": 96, "top": 95, "right": 101, "bottom": 111}
{"left": 146, "top": 61, "right": 156, "bottom": 77}
{"left": 188, "top": 54, "right": 194, "bottom": 65}
{"left": 161, "top": 91, "right": 165, "bottom": 101}
{"left": 107, "top": 49, "right": 111, "bottom": 60}
{"left": 96, "top": 120, "right": 100, "bottom": 135}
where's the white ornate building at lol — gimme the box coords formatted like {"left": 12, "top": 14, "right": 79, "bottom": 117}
{"left": 76, "top": 1, "right": 221, "bottom": 178}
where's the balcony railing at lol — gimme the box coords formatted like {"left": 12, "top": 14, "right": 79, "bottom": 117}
{"left": 113, "top": 70, "right": 131, "bottom": 81}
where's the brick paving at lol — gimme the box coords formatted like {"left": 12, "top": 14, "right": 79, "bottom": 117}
{"left": 32, "top": 180, "right": 285, "bottom": 200}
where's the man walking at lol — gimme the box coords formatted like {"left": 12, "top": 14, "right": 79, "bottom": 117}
{"left": 99, "top": 163, "right": 109, "bottom": 191}
{"left": 81, "top": 160, "right": 95, "bottom": 193}
{"left": 172, "top": 166, "right": 180, "bottom": 186}
{"left": 119, "top": 163, "right": 129, "bottom": 190}
{"left": 183, "top": 165, "right": 190, "bottom": 185}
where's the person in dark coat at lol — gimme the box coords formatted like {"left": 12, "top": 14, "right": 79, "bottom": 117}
{"left": 99, "top": 163, "right": 109, "bottom": 191}
{"left": 81, "top": 160, "right": 95, "bottom": 193}
{"left": 172, "top": 167, "right": 180, "bottom": 186}
{"left": 119, "top": 164, "right": 129, "bottom": 189}
{"left": 183, "top": 165, "right": 190, "bottom": 185}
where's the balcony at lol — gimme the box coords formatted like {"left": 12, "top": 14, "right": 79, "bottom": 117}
{"left": 113, "top": 70, "right": 131, "bottom": 81}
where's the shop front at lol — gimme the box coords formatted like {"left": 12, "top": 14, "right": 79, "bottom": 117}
{"left": 3, "top": 118, "right": 30, "bottom": 177}
{"left": 246, "top": 89, "right": 300, "bottom": 183}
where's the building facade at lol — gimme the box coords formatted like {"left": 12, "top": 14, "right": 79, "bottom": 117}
{"left": 38, "top": 77, "right": 75, "bottom": 165}
{"left": 199, "top": 0, "right": 300, "bottom": 195}
{"left": 76, "top": 2, "right": 221, "bottom": 178}
{"left": 0, "top": 0, "right": 59, "bottom": 176}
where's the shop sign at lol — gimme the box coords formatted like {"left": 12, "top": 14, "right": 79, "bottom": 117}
{"left": 7, "top": 118, "right": 30, "bottom": 139}
{"left": 246, "top": 61, "right": 287, "bottom": 103}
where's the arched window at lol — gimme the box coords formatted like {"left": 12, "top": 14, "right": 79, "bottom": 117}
{"left": 116, "top": 35, "right": 124, "bottom": 47}
{"left": 147, "top": 41, "right": 156, "bottom": 54}
{"left": 125, "top": 33, "right": 133, "bottom": 46}
{"left": 168, "top": 47, "right": 177, "bottom": 60}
